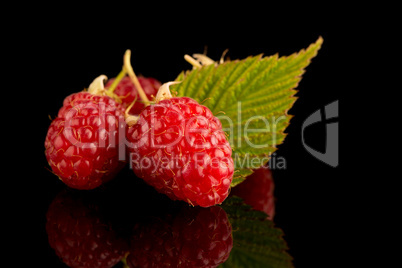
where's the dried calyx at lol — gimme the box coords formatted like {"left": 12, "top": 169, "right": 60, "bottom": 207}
{"left": 87, "top": 74, "right": 123, "bottom": 103}
{"left": 125, "top": 81, "right": 181, "bottom": 127}
{"left": 87, "top": 75, "right": 108, "bottom": 95}
{"left": 184, "top": 49, "right": 228, "bottom": 68}
{"left": 154, "top": 81, "right": 181, "bottom": 102}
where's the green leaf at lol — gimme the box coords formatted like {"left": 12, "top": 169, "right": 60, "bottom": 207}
{"left": 172, "top": 38, "right": 323, "bottom": 186}
{"left": 220, "top": 196, "right": 294, "bottom": 268}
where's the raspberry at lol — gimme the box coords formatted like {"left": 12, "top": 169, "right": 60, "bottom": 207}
{"left": 126, "top": 205, "right": 233, "bottom": 267}
{"left": 231, "top": 166, "right": 275, "bottom": 220}
{"left": 46, "top": 190, "right": 128, "bottom": 268}
{"left": 126, "top": 96, "right": 234, "bottom": 207}
{"left": 45, "top": 76, "right": 126, "bottom": 190}
{"left": 105, "top": 75, "right": 160, "bottom": 115}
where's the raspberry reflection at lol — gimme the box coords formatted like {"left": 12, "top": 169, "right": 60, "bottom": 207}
{"left": 231, "top": 166, "right": 275, "bottom": 220}
{"left": 46, "top": 187, "right": 233, "bottom": 268}
{"left": 45, "top": 190, "right": 128, "bottom": 268}
{"left": 127, "top": 206, "right": 233, "bottom": 268}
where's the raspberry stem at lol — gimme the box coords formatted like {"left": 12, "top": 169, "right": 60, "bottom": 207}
{"left": 125, "top": 96, "right": 139, "bottom": 126}
{"left": 107, "top": 68, "right": 127, "bottom": 94}
{"left": 124, "top": 50, "right": 150, "bottom": 106}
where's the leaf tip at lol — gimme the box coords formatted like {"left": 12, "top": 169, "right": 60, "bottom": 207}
{"left": 311, "top": 36, "right": 324, "bottom": 52}
{"left": 317, "top": 36, "right": 324, "bottom": 45}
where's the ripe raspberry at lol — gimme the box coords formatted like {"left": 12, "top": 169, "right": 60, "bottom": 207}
{"left": 126, "top": 96, "right": 234, "bottom": 207}
{"left": 46, "top": 190, "right": 128, "bottom": 268}
{"left": 126, "top": 205, "right": 233, "bottom": 267}
{"left": 105, "top": 75, "right": 160, "bottom": 115}
{"left": 231, "top": 166, "right": 275, "bottom": 220}
{"left": 45, "top": 78, "right": 126, "bottom": 190}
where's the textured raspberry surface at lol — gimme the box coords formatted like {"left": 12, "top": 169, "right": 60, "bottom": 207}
{"left": 46, "top": 191, "right": 128, "bottom": 268}
{"left": 231, "top": 166, "right": 275, "bottom": 220}
{"left": 45, "top": 92, "right": 125, "bottom": 189}
{"left": 126, "top": 97, "right": 234, "bottom": 207}
{"left": 127, "top": 206, "right": 233, "bottom": 267}
{"left": 105, "top": 76, "right": 160, "bottom": 115}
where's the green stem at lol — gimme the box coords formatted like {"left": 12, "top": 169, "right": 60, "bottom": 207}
{"left": 107, "top": 68, "right": 127, "bottom": 94}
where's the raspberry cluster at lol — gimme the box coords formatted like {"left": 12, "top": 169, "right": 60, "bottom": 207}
{"left": 44, "top": 50, "right": 234, "bottom": 207}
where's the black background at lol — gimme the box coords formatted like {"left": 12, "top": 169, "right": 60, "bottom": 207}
{"left": 10, "top": 7, "right": 349, "bottom": 267}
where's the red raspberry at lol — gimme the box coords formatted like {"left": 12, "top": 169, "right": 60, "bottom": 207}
{"left": 105, "top": 76, "right": 160, "bottom": 115}
{"left": 45, "top": 90, "right": 125, "bottom": 190}
{"left": 46, "top": 191, "right": 128, "bottom": 268}
{"left": 231, "top": 166, "right": 275, "bottom": 220}
{"left": 126, "top": 206, "right": 233, "bottom": 267}
{"left": 126, "top": 97, "right": 234, "bottom": 207}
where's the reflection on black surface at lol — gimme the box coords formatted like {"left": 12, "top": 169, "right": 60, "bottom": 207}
{"left": 46, "top": 190, "right": 128, "bottom": 268}
{"left": 45, "top": 173, "right": 293, "bottom": 267}
{"left": 231, "top": 166, "right": 275, "bottom": 220}
{"left": 127, "top": 205, "right": 232, "bottom": 267}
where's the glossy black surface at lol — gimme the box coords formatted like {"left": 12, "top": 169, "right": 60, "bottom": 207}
{"left": 28, "top": 161, "right": 341, "bottom": 267}
{"left": 40, "top": 167, "right": 289, "bottom": 268}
